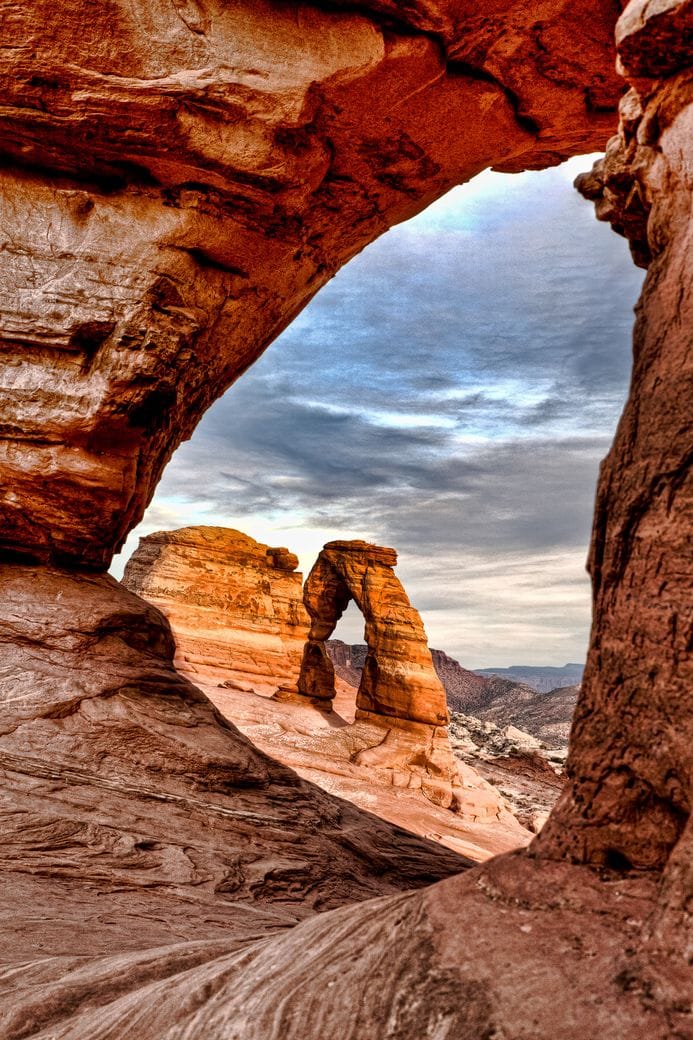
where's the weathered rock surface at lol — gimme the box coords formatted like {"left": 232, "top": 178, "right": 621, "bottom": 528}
{"left": 0, "top": 564, "right": 469, "bottom": 961}
{"left": 299, "top": 541, "right": 449, "bottom": 725}
{"left": 0, "top": 0, "right": 623, "bottom": 569}
{"left": 449, "top": 712, "right": 566, "bottom": 833}
{"left": 536, "top": 4, "right": 693, "bottom": 920}
{"left": 123, "top": 526, "right": 309, "bottom": 692}
{"left": 330, "top": 640, "right": 568, "bottom": 829}
{"left": 3, "top": 855, "right": 687, "bottom": 1039}
{"left": 119, "top": 528, "right": 522, "bottom": 850}
{"left": 296, "top": 540, "right": 471, "bottom": 810}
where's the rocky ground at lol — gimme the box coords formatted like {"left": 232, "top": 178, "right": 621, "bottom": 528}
{"left": 0, "top": 0, "right": 690, "bottom": 1035}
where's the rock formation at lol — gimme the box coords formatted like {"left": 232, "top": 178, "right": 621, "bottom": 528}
{"left": 295, "top": 539, "right": 467, "bottom": 810}
{"left": 0, "top": 564, "right": 468, "bottom": 963}
{"left": 120, "top": 527, "right": 517, "bottom": 837}
{"left": 0, "top": 0, "right": 622, "bottom": 571}
{"left": 298, "top": 541, "right": 448, "bottom": 726}
{"left": 329, "top": 640, "right": 581, "bottom": 747}
{"left": 123, "top": 527, "right": 309, "bottom": 692}
{"left": 0, "top": 0, "right": 691, "bottom": 1036}
{"left": 534, "top": 1, "right": 693, "bottom": 903}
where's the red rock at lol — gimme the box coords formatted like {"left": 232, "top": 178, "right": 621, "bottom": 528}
{"left": 123, "top": 527, "right": 309, "bottom": 693}
{"left": 0, "top": 0, "right": 690, "bottom": 1034}
{"left": 296, "top": 539, "right": 483, "bottom": 813}
{"left": 0, "top": 0, "right": 622, "bottom": 568}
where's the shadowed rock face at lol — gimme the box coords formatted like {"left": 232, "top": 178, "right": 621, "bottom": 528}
{"left": 535, "top": 11, "right": 693, "bottom": 898}
{"left": 0, "top": 0, "right": 691, "bottom": 1035}
{"left": 0, "top": 565, "right": 468, "bottom": 961}
{"left": 122, "top": 526, "right": 310, "bottom": 692}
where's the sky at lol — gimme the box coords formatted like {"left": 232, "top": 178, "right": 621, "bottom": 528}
{"left": 112, "top": 155, "right": 644, "bottom": 669}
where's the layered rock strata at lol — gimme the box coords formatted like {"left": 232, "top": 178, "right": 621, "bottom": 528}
{"left": 123, "top": 527, "right": 309, "bottom": 692}
{"left": 296, "top": 540, "right": 465, "bottom": 809}
{"left": 0, "top": 564, "right": 467, "bottom": 967}
{"left": 299, "top": 541, "right": 449, "bottom": 725}
{"left": 534, "top": 2, "right": 693, "bottom": 947}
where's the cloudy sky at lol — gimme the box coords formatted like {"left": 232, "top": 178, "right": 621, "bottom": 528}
{"left": 112, "top": 155, "right": 643, "bottom": 669}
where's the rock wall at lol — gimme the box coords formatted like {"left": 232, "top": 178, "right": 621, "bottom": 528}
{"left": 123, "top": 526, "right": 309, "bottom": 692}
{"left": 0, "top": 0, "right": 691, "bottom": 1035}
{"left": 534, "top": 1, "right": 693, "bottom": 944}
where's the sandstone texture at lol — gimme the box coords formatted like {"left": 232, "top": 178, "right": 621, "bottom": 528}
{"left": 123, "top": 526, "right": 309, "bottom": 692}
{"left": 0, "top": 565, "right": 468, "bottom": 953}
{"left": 299, "top": 541, "right": 448, "bottom": 726}
{"left": 123, "top": 529, "right": 515, "bottom": 828}
{"left": 0, "top": 0, "right": 691, "bottom": 1035}
{"left": 535, "top": 2, "right": 693, "bottom": 925}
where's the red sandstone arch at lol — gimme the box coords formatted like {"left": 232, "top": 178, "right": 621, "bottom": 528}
{"left": 297, "top": 541, "right": 449, "bottom": 727}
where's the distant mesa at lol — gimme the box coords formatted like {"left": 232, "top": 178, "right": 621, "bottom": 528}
{"left": 474, "top": 663, "right": 584, "bottom": 694}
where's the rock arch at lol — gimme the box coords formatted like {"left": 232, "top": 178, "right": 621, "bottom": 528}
{"left": 297, "top": 541, "right": 449, "bottom": 728}
{"left": 0, "top": 0, "right": 690, "bottom": 1034}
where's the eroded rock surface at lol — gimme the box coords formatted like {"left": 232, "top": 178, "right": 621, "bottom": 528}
{"left": 0, "top": 0, "right": 691, "bottom": 1034}
{"left": 535, "top": 3, "right": 693, "bottom": 925}
{"left": 295, "top": 540, "right": 472, "bottom": 810}
{"left": 3, "top": 855, "right": 687, "bottom": 1039}
{"left": 0, "top": 564, "right": 468, "bottom": 966}
{"left": 299, "top": 541, "right": 449, "bottom": 725}
{"left": 123, "top": 526, "right": 309, "bottom": 692}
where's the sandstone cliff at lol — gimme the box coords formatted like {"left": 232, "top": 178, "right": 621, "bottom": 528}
{"left": 123, "top": 526, "right": 309, "bottom": 692}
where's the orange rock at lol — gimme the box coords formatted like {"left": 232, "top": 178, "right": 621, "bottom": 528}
{"left": 123, "top": 527, "right": 309, "bottom": 693}
{"left": 298, "top": 540, "right": 449, "bottom": 727}
{"left": 295, "top": 540, "right": 507, "bottom": 816}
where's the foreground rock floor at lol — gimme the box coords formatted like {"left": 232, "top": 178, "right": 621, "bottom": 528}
{"left": 3, "top": 854, "right": 688, "bottom": 1039}
{"left": 1, "top": 566, "right": 689, "bottom": 1039}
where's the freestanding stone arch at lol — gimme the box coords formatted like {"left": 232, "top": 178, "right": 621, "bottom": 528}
{"left": 297, "top": 540, "right": 449, "bottom": 728}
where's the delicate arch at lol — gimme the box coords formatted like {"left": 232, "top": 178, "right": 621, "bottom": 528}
{"left": 297, "top": 540, "right": 449, "bottom": 728}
